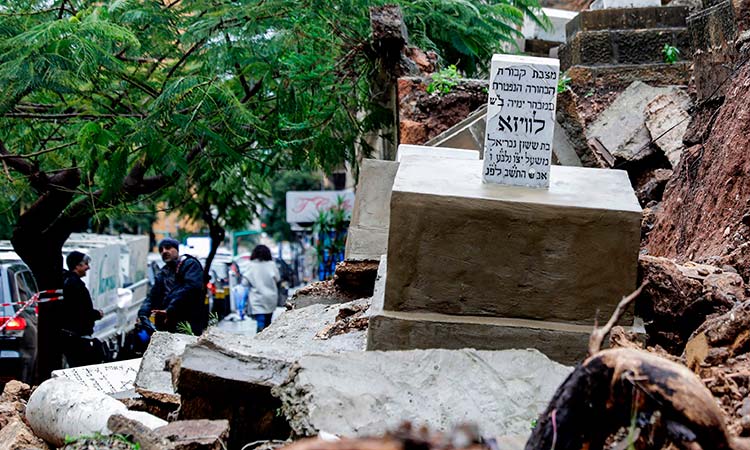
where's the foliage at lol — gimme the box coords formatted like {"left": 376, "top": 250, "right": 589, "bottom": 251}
{"left": 64, "top": 433, "right": 141, "bottom": 449}
{"left": 207, "top": 311, "right": 219, "bottom": 328}
{"left": 0, "top": 0, "right": 545, "bottom": 286}
{"left": 426, "top": 65, "right": 461, "bottom": 94}
{"left": 175, "top": 321, "right": 194, "bottom": 336}
{"left": 312, "top": 196, "right": 350, "bottom": 280}
{"left": 261, "top": 171, "right": 323, "bottom": 242}
{"left": 557, "top": 73, "right": 571, "bottom": 93}
{"left": 662, "top": 44, "right": 680, "bottom": 64}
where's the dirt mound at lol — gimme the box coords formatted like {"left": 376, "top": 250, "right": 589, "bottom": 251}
{"left": 645, "top": 59, "right": 750, "bottom": 265}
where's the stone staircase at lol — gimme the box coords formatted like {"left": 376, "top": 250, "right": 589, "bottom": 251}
{"left": 559, "top": 6, "right": 692, "bottom": 70}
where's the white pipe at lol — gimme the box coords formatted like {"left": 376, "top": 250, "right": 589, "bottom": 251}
{"left": 26, "top": 378, "right": 166, "bottom": 447}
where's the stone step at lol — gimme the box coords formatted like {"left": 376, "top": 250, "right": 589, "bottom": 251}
{"left": 559, "top": 27, "right": 691, "bottom": 70}
{"left": 566, "top": 6, "right": 689, "bottom": 38}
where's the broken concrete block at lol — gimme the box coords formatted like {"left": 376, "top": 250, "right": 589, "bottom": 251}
{"left": 157, "top": 419, "right": 230, "bottom": 450}
{"left": 587, "top": 82, "right": 684, "bottom": 163}
{"left": 0, "top": 417, "right": 49, "bottom": 450}
{"left": 645, "top": 90, "right": 691, "bottom": 168}
{"left": 134, "top": 332, "right": 198, "bottom": 405}
{"left": 26, "top": 378, "right": 167, "bottom": 448}
{"left": 384, "top": 156, "right": 641, "bottom": 326}
{"left": 345, "top": 159, "right": 399, "bottom": 261}
{"left": 176, "top": 300, "right": 368, "bottom": 449}
{"left": 274, "top": 348, "right": 571, "bottom": 438}
{"left": 289, "top": 280, "right": 360, "bottom": 309}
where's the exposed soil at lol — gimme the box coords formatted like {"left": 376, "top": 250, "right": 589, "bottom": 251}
{"left": 646, "top": 57, "right": 750, "bottom": 264}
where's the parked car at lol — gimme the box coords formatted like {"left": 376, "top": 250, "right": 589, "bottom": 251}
{"left": 0, "top": 252, "right": 38, "bottom": 384}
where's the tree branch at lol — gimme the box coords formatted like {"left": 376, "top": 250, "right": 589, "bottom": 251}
{"left": 588, "top": 281, "right": 649, "bottom": 356}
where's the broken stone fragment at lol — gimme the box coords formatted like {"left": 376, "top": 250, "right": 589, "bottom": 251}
{"left": 176, "top": 300, "right": 368, "bottom": 449}
{"left": 273, "top": 348, "right": 571, "bottom": 439}
{"left": 108, "top": 414, "right": 229, "bottom": 450}
{"left": 134, "top": 332, "right": 198, "bottom": 405}
{"left": 587, "top": 81, "right": 686, "bottom": 164}
{"left": 0, "top": 380, "right": 31, "bottom": 403}
{"left": 644, "top": 90, "right": 691, "bottom": 169}
{"left": 637, "top": 255, "right": 745, "bottom": 354}
{"left": 0, "top": 417, "right": 50, "bottom": 450}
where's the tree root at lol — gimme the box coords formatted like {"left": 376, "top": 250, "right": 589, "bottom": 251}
{"left": 526, "top": 348, "right": 750, "bottom": 450}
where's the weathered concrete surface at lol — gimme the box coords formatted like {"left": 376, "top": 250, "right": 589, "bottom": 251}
{"left": 367, "top": 311, "right": 590, "bottom": 365}
{"left": 587, "top": 82, "right": 683, "bottom": 162}
{"left": 396, "top": 144, "right": 479, "bottom": 161}
{"left": 644, "top": 90, "right": 691, "bottom": 168}
{"left": 26, "top": 378, "right": 166, "bottom": 448}
{"left": 274, "top": 348, "right": 571, "bottom": 438}
{"left": 134, "top": 332, "right": 197, "bottom": 405}
{"left": 108, "top": 414, "right": 230, "bottom": 450}
{"left": 345, "top": 159, "right": 399, "bottom": 261}
{"left": 177, "top": 300, "right": 368, "bottom": 448}
{"left": 367, "top": 256, "right": 589, "bottom": 364}
{"left": 565, "top": 6, "right": 688, "bottom": 38}
{"left": 385, "top": 156, "right": 641, "bottom": 325}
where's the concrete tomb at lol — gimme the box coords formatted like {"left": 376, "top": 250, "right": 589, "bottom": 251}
{"left": 367, "top": 152, "right": 642, "bottom": 364}
{"left": 484, "top": 54, "right": 559, "bottom": 188}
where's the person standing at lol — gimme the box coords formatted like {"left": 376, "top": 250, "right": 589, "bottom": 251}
{"left": 138, "top": 238, "right": 207, "bottom": 335}
{"left": 61, "top": 251, "right": 104, "bottom": 368}
{"left": 245, "top": 245, "right": 280, "bottom": 332}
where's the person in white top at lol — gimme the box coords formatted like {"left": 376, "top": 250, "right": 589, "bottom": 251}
{"left": 245, "top": 245, "right": 280, "bottom": 332}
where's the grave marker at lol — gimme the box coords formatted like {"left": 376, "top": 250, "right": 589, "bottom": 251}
{"left": 484, "top": 54, "right": 559, "bottom": 188}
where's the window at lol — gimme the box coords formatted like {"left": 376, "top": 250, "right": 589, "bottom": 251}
{"left": 14, "top": 270, "right": 36, "bottom": 311}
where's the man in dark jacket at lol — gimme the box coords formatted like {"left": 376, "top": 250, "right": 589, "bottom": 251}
{"left": 138, "top": 238, "right": 207, "bottom": 335}
{"left": 61, "top": 251, "right": 104, "bottom": 367}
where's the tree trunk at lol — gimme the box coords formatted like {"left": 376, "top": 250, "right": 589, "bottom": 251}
{"left": 12, "top": 206, "right": 77, "bottom": 382}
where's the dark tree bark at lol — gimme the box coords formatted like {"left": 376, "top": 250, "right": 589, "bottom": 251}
{"left": 526, "top": 348, "right": 750, "bottom": 450}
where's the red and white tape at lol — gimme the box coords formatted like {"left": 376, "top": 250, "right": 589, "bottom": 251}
{"left": 0, "top": 290, "right": 64, "bottom": 332}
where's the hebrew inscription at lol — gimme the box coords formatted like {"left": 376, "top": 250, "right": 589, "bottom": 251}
{"left": 484, "top": 55, "right": 559, "bottom": 188}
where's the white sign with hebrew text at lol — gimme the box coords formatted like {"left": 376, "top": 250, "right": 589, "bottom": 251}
{"left": 483, "top": 54, "right": 559, "bottom": 188}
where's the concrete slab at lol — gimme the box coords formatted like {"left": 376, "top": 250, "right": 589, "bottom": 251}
{"left": 396, "top": 144, "right": 480, "bottom": 161}
{"left": 134, "top": 332, "right": 197, "bottom": 404}
{"left": 274, "top": 348, "right": 571, "bottom": 438}
{"left": 385, "top": 156, "right": 641, "bottom": 325}
{"left": 176, "top": 300, "right": 368, "bottom": 448}
{"left": 345, "top": 159, "right": 399, "bottom": 261}
{"left": 367, "top": 310, "right": 590, "bottom": 365}
{"left": 587, "top": 82, "right": 682, "bottom": 162}
{"left": 645, "top": 90, "right": 691, "bottom": 168}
